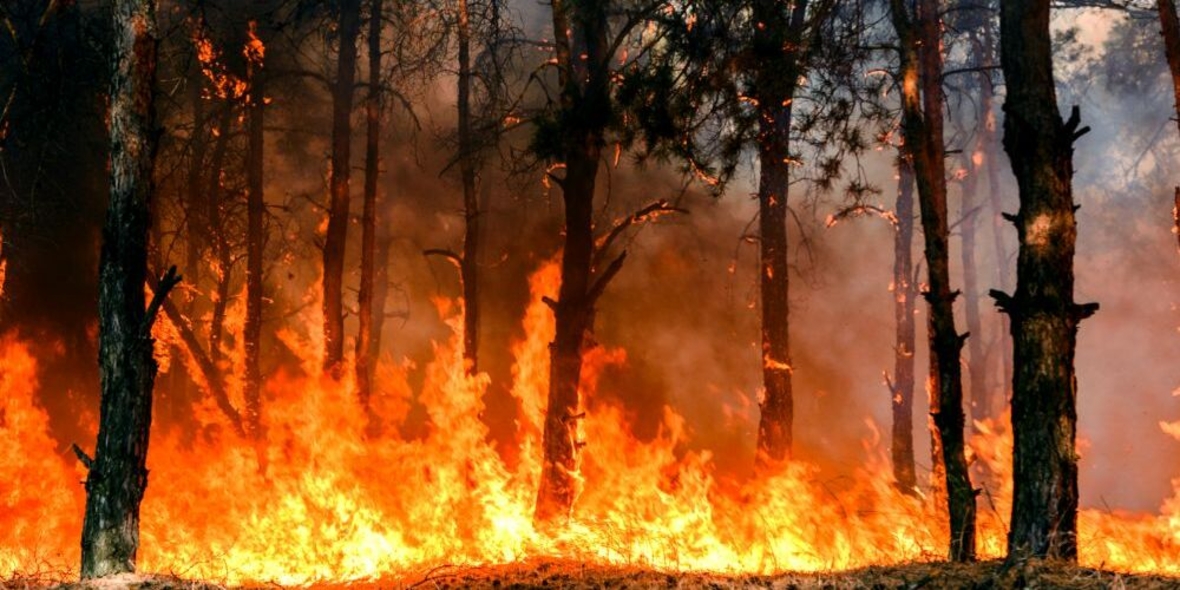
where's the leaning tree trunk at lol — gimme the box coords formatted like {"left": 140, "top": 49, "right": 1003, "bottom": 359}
{"left": 355, "top": 0, "right": 382, "bottom": 411}
{"left": 243, "top": 25, "right": 266, "bottom": 438}
{"left": 322, "top": 0, "right": 361, "bottom": 376}
{"left": 889, "top": 0, "right": 976, "bottom": 562}
{"left": 535, "top": 0, "right": 609, "bottom": 523}
{"left": 80, "top": 0, "right": 171, "bottom": 577}
{"left": 751, "top": 0, "right": 808, "bottom": 467}
{"left": 890, "top": 154, "right": 918, "bottom": 493}
{"left": 1158, "top": 0, "right": 1180, "bottom": 253}
{"left": 458, "top": 0, "right": 482, "bottom": 374}
{"left": 994, "top": 0, "right": 1097, "bottom": 561}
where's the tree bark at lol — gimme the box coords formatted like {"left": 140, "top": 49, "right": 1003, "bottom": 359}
{"left": 994, "top": 0, "right": 1097, "bottom": 561}
{"left": 535, "top": 0, "right": 610, "bottom": 523}
{"left": 355, "top": 0, "right": 382, "bottom": 411}
{"left": 1158, "top": 0, "right": 1180, "bottom": 254}
{"left": 889, "top": 0, "right": 976, "bottom": 562}
{"left": 751, "top": 0, "right": 810, "bottom": 467}
{"left": 185, "top": 58, "right": 209, "bottom": 287}
{"left": 458, "top": 0, "right": 482, "bottom": 374}
{"left": 322, "top": 0, "right": 362, "bottom": 376}
{"left": 891, "top": 154, "right": 917, "bottom": 493}
{"left": 80, "top": 0, "right": 165, "bottom": 577}
{"left": 206, "top": 105, "right": 235, "bottom": 366}
{"left": 243, "top": 23, "right": 265, "bottom": 438}
{"left": 960, "top": 148, "right": 988, "bottom": 427}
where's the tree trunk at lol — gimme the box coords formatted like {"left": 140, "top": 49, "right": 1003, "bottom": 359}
{"left": 889, "top": 0, "right": 976, "bottom": 562}
{"left": 185, "top": 60, "right": 208, "bottom": 288}
{"left": 751, "top": 0, "right": 808, "bottom": 467}
{"left": 891, "top": 154, "right": 917, "bottom": 493}
{"left": 535, "top": 0, "right": 609, "bottom": 523}
{"left": 994, "top": 0, "right": 1097, "bottom": 561}
{"left": 243, "top": 24, "right": 265, "bottom": 438}
{"left": 1158, "top": 0, "right": 1180, "bottom": 254}
{"left": 206, "top": 105, "right": 235, "bottom": 366}
{"left": 458, "top": 0, "right": 482, "bottom": 374}
{"left": 355, "top": 0, "right": 382, "bottom": 411}
{"left": 322, "top": 0, "right": 362, "bottom": 376}
{"left": 80, "top": 0, "right": 164, "bottom": 577}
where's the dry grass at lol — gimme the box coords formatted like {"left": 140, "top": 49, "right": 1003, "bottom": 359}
{"left": 5, "top": 559, "right": 1177, "bottom": 590}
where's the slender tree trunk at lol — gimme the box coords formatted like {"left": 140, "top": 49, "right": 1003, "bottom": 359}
{"left": 243, "top": 24, "right": 265, "bottom": 438}
{"left": 980, "top": 19, "right": 1013, "bottom": 410}
{"left": 891, "top": 154, "right": 917, "bottom": 493}
{"left": 458, "top": 0, "right": 481, "bottom": 374}
{"left": 185, "top": 61, "right": 208, "bottom": 287}
{"left": 960, "top": 149, "right": 988, "bottom": 427}
{"left": 80, "top": 0, "right": 164, "bottom": 577}
{"left": 1158, "top": 0, "right": 1180, "bottom": 253}
{"left": 535, "top": 0, "right": 609, "bottom": 523}
{"left": 322, "top": 0, "right": 361, "bottom": 376}
{"left": 751, "top": 0, "right": 809, "bottom": 467}
{"left": 206, "top": 105, "right": 234, "bottom": 365}
{"left": 994, "top": 0, "right": 1096, "bottom": 561}
{"left": 355, "top": 0, "right": 382, "bottom": 410}
{"left": 889, "top": 0, "right": 976, "bottom": 562}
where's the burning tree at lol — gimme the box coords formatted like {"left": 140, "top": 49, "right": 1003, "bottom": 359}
{"left": 992, "top": 0, "right": 1098, "bottom": 560}
{"left": 79, "top": 0, "right": 179, "bottom": 577}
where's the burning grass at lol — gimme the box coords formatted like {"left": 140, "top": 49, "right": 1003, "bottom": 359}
{"left": 4, "top": 560, "right": 1180, "bottom": 589}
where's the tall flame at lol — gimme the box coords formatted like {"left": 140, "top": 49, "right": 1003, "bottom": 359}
{"left": 1, "top": 261, "right": 1179, "bottom": 584}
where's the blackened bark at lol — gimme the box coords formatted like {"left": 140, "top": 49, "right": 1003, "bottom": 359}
{"left": 206, "top": 105, "right": 235, "bottom": 365}
{"left": 1158, "top": 0, "right": 1180, "bottom": 254}
{"left": 322, "top": 0, "right": 362, "bottom": 376}
{"left": 185, "top": 60, "right": 209, "bottom": 286}
{"left": 535, "top": 0, "right": 609, "bottom": 523}
{"left": 751, "top": 0, "right": 809, "bottom": 467}
{"left": 891, "top": 155, "right": 917, "bottom": 493}
{"left": 889, "top": 0, "right": 976, "bottom": 561}
{"left": 458, "top": 0, "right": 481, "bottom": 374}
{"left": 355, "top": 0, "right": 382, "bottom": 411}
{"left": 80, "top": 0, "right": 164, "bottom": 577}
{"left": 243, "top": 24, "right": 265, "bottom": 438}
{"left": 995, "top": 0, "right": 1096, "bottom": 561}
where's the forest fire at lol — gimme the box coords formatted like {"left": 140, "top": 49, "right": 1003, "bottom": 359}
{"left": 0, "top": 262, "right": 1178, "bottom": 585}
{"left": 3, "top": 0, "right": 1180, "bottom": 586}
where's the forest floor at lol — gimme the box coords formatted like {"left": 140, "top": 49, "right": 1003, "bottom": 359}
{"left": 5, "top": 558, "right": 1179, "bottom": 589}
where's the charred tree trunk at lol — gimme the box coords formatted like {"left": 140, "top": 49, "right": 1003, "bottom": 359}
{"left": 80, "top": 0, "right": 171, "bottom": 577}
{"left": 994, "top": 0, "right": 1096, "bottom": 561}
{"left": 206, "top": 105, "right": 235, "bottom": 366}
{"left": 355, "top": 0, "right": 382, "bottom": 411}
{"left": 751, "top": 0, "right": 809, "bottom": 467}
{"left": 458, "top": 0, "right": 481, "bottom": 374}
{"left": 243, "top": 25, "right": 265, "bottom": 438}
{"left": 185, "top": 60, "right": 209, "bottom": 287}
{"left": 891, "top": 154, "right": 918, "bottom": 493}
{"left": 889, "top": 0, "right": 976, "bottom": 562}
{"left": 322, "top": 0, "right": 362, "bottom": 376}
{"left": 1158, "top": 0, "right": 1180, "bottom": 253}
{"left": 535, "top": 0, "right": 610, "bottom": 523}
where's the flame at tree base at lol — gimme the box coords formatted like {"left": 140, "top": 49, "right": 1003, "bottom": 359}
{"left": 2, "top": 262, "right": 1179, "bottom": 585}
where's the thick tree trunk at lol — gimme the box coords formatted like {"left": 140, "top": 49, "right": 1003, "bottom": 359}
{"left": 355, "top": 0, "right": 382, "bottom": 411}
{"left": 322, "top": 0, "right": 362, "bottom": 376}
{"left": 751, "top": 0, "right": 808, "bottom": 467}
{"left": 535, "top": 0, "right": 609, "bottom": 523}
{"left": 891, "top": 155, "right": 917, "bottom": 493}
{"left": 458, "top": 0, "right": 482, "bottom": 374}
{"left": 889, "top": 0, "right": 976, "bottom": 562}
{"left": 243, "top": 27, "right": 265, "bottom": 438}
{"left": 994, "top": 0, "right": 1096, "bottom": 561}
{"left": 80, "top": 0, "right": 164, "bottom": 577}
